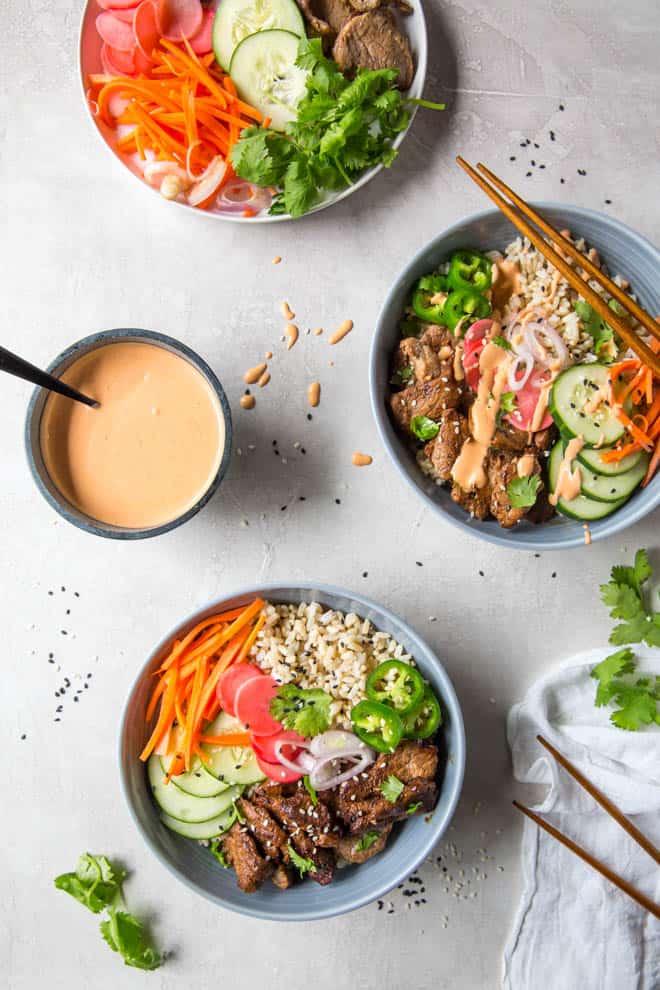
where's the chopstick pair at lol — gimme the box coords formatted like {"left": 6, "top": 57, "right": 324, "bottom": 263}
{"left": 456, "top": 156, "right": 660, "bottom": 378}
{"left": 513, "top": 735, "right": 660, "bottom": 920}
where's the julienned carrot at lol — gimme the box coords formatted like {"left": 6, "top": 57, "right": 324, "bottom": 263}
{"left": 236, "top": 612, "right": 265, "bottom": 664}
{"left": 183, "top": 656, "right": 207, "bottom": 770}
{"left": 157, "top": 606, "right": 247, "bottom": 673}
{"left": 641, "top": 437, "right": 660, "bottom": 487}
{"left": 140, "top": 667, "right": 178, "bottom": 762}
{"left": 199, "top": 733, "right": 252, "bottom": 747}
{"left": 194, "top": 626, "right": 252, "bottom": 725}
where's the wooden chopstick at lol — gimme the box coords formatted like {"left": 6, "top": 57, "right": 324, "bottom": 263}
{"left": 513, "top": 800, "right": 660, "bottom": 920}
{"left": 537, "top": 735, "right": 660, "bottom": 866}
{"left": 475, "top": 162, "right": 660, "bottom": 345}
{"left": 456, "top": 156, "right": 660, "bottom": 377}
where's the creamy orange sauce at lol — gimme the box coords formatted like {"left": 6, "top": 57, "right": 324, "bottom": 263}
{"left": 517, "top": 454, "right": 536, "bottom": 477}
{"left": 40, "top": 342, "right": 224, "bottom": 529}
{"left": 451, "top": 338, "right": 512, "bottom": 490}
{"left": 583, "top": 523, "right": 592, "bottom": 545}
{"left": 584, "top": 384, "right": 609, "bottom": 415}
{"left": 453, "top": 343, "right": 465, "bottom": 382}
{"left": 491, "top": 260, "right": 523, "bottom": 311}
{"left": 530, "top": 377, "right": 555, "bottom": 432}
{"left": 549, "top": 436, "right": 584, "bottom": 506}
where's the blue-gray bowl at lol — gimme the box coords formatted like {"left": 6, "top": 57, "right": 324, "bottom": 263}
{"left": 25, "top": 328, "right": 232, "bottom": 540}
{"left": 369, "top": 204, "right": 660, "bottom": 551}
{"left": 119, "top": 584, "right": 466, "bottom": 921}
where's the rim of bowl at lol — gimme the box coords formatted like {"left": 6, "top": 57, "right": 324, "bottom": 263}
{"left": 118, "top": 582, "right": 466, "bottom": 920}
{"left": 24, "top": 328, "right": 233, "bottom": 540}
{"left": 77, "top": 0, "right": 428, "bottom": 224}
{"left": 369, "top": 202, "right": 660, "bottom": 552}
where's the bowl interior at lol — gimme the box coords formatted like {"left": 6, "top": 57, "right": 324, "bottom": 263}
{"left": 25, "top": 328, "right": 233, "bottom": 540}
{"left": 120, "top": 585, "right": 465, "bottom": 921}
{"left": 79, "top": 0, "right": 428, "bottom": 223}
{"left": 371, "top": 205, "right": 660, "bottom": 550}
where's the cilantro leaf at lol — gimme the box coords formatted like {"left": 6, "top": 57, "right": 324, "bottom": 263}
{"left": 229, "top": 128, "right": 291, "bottom": 188}
{"left": 270, "top": 684, "right": 331, "bottom": 737}
{"left": 591, "top": 648, "right": 637, "bottom": 706}
{"left": 410, "top": 415, "right": 439, "bottom": 441}
{"left": 356, "top": 831, "right": 381, "bottom": 852}
{"left": 54, "top": 854, "right": 126, "bottom": 915}
{"left": 287, "top": 844, "right": 316, "bottom": 877}
{"left": 381, "top": 774, "right": 404, "bottom": 803}
{"left": 390, "top": 365, "right": 413, "bottom": 386}
{"left": 574, "top": 300, "right": 618, "bottom": 361}
{"left": 406, "top": 802, "right": 422, "bottom": 815}
{"left": 496, "top": 390, "right": 517, "bottom": 426}
{"left": 608, "top": 683, "right": 660, "bottom": 731}
{"left": 493, "top": 335, "right": 512, "bottom": 351}
{"left": 303, "top": 775, "right": 318, "bottom": 806}
{"left": 100, "top": 910, "right": 162, "bottom": 971}
{"left": 209, "top": 840, "right": 229, "bottom": 868}
{"left": 506, "top": 474, "right": 541, "bottom": 508}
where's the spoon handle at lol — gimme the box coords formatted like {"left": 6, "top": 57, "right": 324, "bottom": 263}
{"left": 0, "top": 345, "right": 98, "bottom": 408}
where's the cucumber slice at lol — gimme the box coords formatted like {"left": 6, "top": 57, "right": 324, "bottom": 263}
{"left": 549, "top": 365, "right": 625, "bottom": 447}
{"left": 160, "top": 809, "right": 235, "bottom": 840}
{"left": 229, "top": 30, "right": 308, "bottom": 131}
{"left": 202, "top": 742, "right": 265, "bottom": 785}
{"left": 205, "top": 712, "right": 247, "bottom": 735}
{"left": 160, "top": 755, "right": 230, "bottom": 798}
{"left": 148, "top": 754, "right": 241, "bottom": 823}
{"left": 548, "top": 441, "right": 627, "bottom": 520}
{"left": 577, "top": 445, "right": 643, "bottom": 476}
{"left": 579, "top": 453, "right": 649, "bottom": 502}
{"left": 213, "top": 0, "right": 304, "bottom": 72}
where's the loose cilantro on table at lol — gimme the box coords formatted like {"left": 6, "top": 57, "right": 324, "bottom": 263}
{"left": 356, "top": 831, "right": 381, "bottom": 852}
{"left": 410, "top": 415, "right": 440, "bottom": 441}
{"left": 55, "top": 854, "right": 163, "bottom": 970}
{"left": 591, "top": 549, "right": 660, "bottom": 731}
{"left": 506, "top": 474, "right": 541, "bottom": 508}
{"left": 231, "top": 38, "right": 444, "bottom": 218}
{"left": 288, "top": 844, "right": 316, "bottom": 878}
{"left": 381, "top": 774, "right": 405, "bottom": 803}
{"left": 270, "top": 684, "right": 332, "bottom": 736}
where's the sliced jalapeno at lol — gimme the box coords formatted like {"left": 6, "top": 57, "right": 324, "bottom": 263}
{"left": 350, "top": 700, "right": 403, "bottom": 753}
{"left": 447, "top": 250, "right": 492, "bottom": 293}
{"left": 411, "top": 273, "right": 449, "bottom": 325}
{"left": 401, "top": 685, "right": 442, "bottom": 740}
{"left": 443, "top": 288, "right": 492, "bottom": 333}
{"left": 366, "top": 659, "right": 425, "bottom": 715}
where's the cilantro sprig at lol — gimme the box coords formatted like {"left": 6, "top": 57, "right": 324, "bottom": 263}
{"left": 506, "top": 474, "right": 541, "bottom": 508}
{"left": 591, "top": 549, "right": 660, "bottom": 731}
{"left": 55, "top": 855, "right": 163, "bottom": 970}
{"left": 270, "top": 684, "right": 332, "bottom": 736}
{"left": 231, "top": 38, "right": 444, "bottom": 217}
{"left": 287, "top": 844, "right": 316, "bottom": 878}
{"left": 381, "top": 774, "right": 405, "bottom": 803}
{"left": 356, "top": 831, "right": 381, "bottom": 852}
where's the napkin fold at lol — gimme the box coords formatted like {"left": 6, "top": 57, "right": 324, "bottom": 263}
{"left": 504, "top": 647, "right": 660, "bottom": 990}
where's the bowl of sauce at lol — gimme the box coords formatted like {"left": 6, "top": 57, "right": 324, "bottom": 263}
{"left": 25, "top": 329, "right": 232, "bottom": 539}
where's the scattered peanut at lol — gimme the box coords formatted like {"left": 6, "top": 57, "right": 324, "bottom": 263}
{"left": 285, "top": 324, "right": 299, "bottom": 350}
{"left": 329, "top": 319, "right": 353, "bottom": 345}
{"left": 281, "top": 301, "right": 295, "bottom": 320}
{"left": 244, "top": 362, "right": 267, "bottom": 384}
{"left": 258, "top": 371, "right": 271, "bottom": 388}
{"left": 240, "top": 394, "right": 256, "bottom": 410}
{"left": 265, "top": 351, "right": 273, "bottom": 360}
{"left": 314, "top": 327, "right": 323, "bottom": 336}
{"left": 352, "top": 452, "right": 373, "bottom": 467}
{"left": 272, "top": 256, "right": 282, "bottom": 265}
{"left": 308, "top": 382, "right": 321, "bottom": 407}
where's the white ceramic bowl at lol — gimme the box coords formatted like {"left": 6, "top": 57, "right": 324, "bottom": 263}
{"left": 78, "top": 0, "right": 428, "bottom": 222}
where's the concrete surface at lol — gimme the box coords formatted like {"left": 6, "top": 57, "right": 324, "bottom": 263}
{"left": 2, "top": 1, "right": 659, "bottom": 988}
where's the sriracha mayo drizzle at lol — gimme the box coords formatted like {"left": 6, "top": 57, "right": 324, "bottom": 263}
{"left": 451, "top": 336, "right": 513, "bottom": 491}
{"left": 549, "top": 436, "right": 584, "bottom": 505}
{"left": 40, "top": 342, "right": 225, "bottom": 528}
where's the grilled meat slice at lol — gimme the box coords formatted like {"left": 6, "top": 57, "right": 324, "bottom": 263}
{"left": 390, "top": 374, "right": 461, "bottom": 435}
{"left": 333, "top": 9, "right": 414, "bottom": 89}
{"left": 424, "top": 409, "right": 470, "bottom": 482}
{"left": 295, "top": 0, "right": 353, "bottom": 35}
{"left": 488, "top": 449, "right": 542, "bottom": 528}
{"left": 253, "top": 783, "right": 337, "bottom": 885}
{"left": 394, "top": 335, "right": 444, "bottom": 384}
{"left": 525, "top": 483, "right": 556, "bottom": 524}
{"left": 337, "top": 778, "right": 437, "bottom": 834}
{"left": 492, "top": 420, "right": 557, "bottom": 453}
{"left": 223, "top": 823, "right": 273, "bottom": 893}
{"left": 238, "top": 797, "right": 289, "bottom": 863}
{"left": 272, "top": 863, "right": 295, "bottom": 889}
{"left": 419, "top": 324, "right": 456, "bottom": 354}
{"left": 450, "top": 478, "right": 491, "bottom": 520}
{"left": 337, "top": 824, "right": 392, "bottom": 863}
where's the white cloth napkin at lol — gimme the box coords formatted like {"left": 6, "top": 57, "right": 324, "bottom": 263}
{"left": 503, "top": 647, "right": 660, "bottom": 990}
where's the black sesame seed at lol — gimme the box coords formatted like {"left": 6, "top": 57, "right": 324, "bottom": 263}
{"left": 533, "top": 142, "right": 539, "bottom": 149}
{"left": 479, "top": 570, "right": 484, "bottom": 577}
{"left": 526, "top": 171, "right": 532, "bottom": 177}
{"left": 560, "top": 178, "right": 565, "bottom": 184}
{"left": 335, "top": 498, "right": 341, "bottom": 505}
{"left": 281, "top": 505, "right": 287, "bottom": 511}
{"left": 73, "top": 696, "right": 79, "bottom": 703}
{"left": 559, "top": 103, "right": 565, "bottom": 110}
{"left": 299, "top": 496, "right": 306, "bottom": 501}
{"left": 301, "top": 447, "right": 306, "bottom": 454}
{"left": 48, "top": 590, "right": 53, "bottom": 596}
{"left": 509, "top": 155, "right": 516, "bottom": 161}
{"left": 415, "top": 561, "right": 423, "bottom": 567}
{"left": 605, "top": 198, "right": 612, "bottom": 205}
{"left": 61, "top": 630, "right": 67, "bottom": 635}
{"left": 362, "top": 571, "right": 368, "bottom": 578}
{"left": 307, "top": 413, "right": 312, "bottom": 421}
{"left": 539, "top": 164, "right": 546, "bottom": 169}
{"left": 551, "top": 572, "right": 557, "bottom": 579}
{"left": 531, "top": 159, "right": 536, "bottom": 166}
{"left": 534, "top": 553, "right": 540, "bottom": 558}
{"left": 550, "top": 130, "right": 556, "bottom": 141}
{"left": 20, "top": 734, "right": 26, "bottom": 740}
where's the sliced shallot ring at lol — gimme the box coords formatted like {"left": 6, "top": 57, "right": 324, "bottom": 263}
{"left": 187, "top": 156, "right": 227, "bottom": 208}
{"left": 508, "top": 352, "right": 534, "bottom": 391}
{"left": 309, "top": 749, "right": 375, "bottom": 791}
{"left": 310, "top": 730, "right": 372, "bottom": 758}
{"left": 273, "top": 738, "right": 314, "bottom": 775}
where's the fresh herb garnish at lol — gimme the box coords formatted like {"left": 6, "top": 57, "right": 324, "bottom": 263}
{"left": 381, "top": 774, "right": 405, "bottom": 803}
{"left": 55, "top": 855, "right": 163, "bottom": 970}
{"left": 287, "top": 844, "right": 316, "bottom": 877}
{"left": 574, "top": 300, "right": 621, "bottom": 361}
{"left": 506, "top": 474, "right": 541, "bottom": 508}
{"left": 493, "top": 335, "right": 512, "bottom": 351}
{"left": 231, "top": 38, "right": 443, "bottom": 217}
{"left": 270, "top": 684, "right": 332, "bottom": 736}
{"left": 356, "top": 831, "right": 381, "bottom": 851}
{"left": 406, "top": 802, "right": 422, "bottom": 814}
{"left": 410, "top": 415, "right": 440, "bottom": 441}
{"left": 209, "top": 839, "right": 229, "bottom": 868}
{"left": 303, "top": 774, "right": 318, "bottom": 805}
{"left": 399, "top": 317, "right": 422, "bottom": 338}
{"left": 231, "top": 799, "right": 246, "bottom": 824}
{"left": 390, "top": 365, "right": 414, "bottom": 386}
{"left": 496, "top": 390, "right": 517, "bottom": 426}
{"left": 590, "top": 549, "right": 660, "bottom": 731}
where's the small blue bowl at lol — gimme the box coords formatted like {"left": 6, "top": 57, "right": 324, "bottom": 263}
{"left": 25, "top": 328, "right": 232, "bottom": 540}
{"left": 370, "top": 204, "right": 660, "bottom": 550}
{"left": 119, "top": 584, "right": 466, "bottom": 921}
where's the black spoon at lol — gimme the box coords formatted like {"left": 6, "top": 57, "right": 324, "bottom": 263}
{"left": 0, "top": 345, "right": 99, "bottom": 408}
